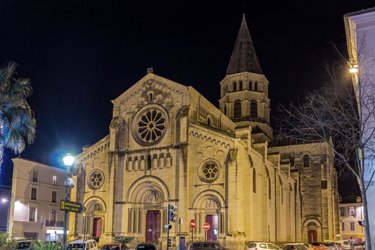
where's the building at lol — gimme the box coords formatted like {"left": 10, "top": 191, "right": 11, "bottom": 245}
{"left": 344, "top": 7, "right": 375, "bottom": 249}
{"left": 7, "top": 158, "right": 68, "bottom": 241}
{"left": 0, "top": 185, "right": 11, "bottom": 232}
{"left": 339, "top": 196, "right": 364, "bottom": 241}
{"left": 68, "top": 15, "right": 340, "bottom": 246}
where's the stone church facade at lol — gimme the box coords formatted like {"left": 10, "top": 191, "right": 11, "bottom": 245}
{"left": 68, "top": 15, "right": 340, "bottom": 246}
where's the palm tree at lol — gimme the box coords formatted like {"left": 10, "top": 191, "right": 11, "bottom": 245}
{"left": 0, "top": 62, "right": 36, "bottom": 167}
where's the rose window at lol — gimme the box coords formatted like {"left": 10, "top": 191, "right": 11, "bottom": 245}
{"left": 88, "top": 170, "right": 104, "bottom": 190}
{"left": 137, "top": 109, "right": 166, "bottom": 143}
{"left": 200, "top": 162, "right": 220, "bottom": 183}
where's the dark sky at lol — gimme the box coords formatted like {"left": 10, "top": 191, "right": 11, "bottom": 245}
{"left": 0, "top": 0, "right": 373, "bottom": 196}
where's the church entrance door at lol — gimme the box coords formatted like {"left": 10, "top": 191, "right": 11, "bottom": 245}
{"left": 93, "top": 217, "right": 102, "bottom": 239}
{"left": 145, "top": 210, "right": 161, "bottom": 242}
{"left": 307, "top": 230, "right": 317, "bottom": 243}
{"left": 205, "top": 215, "right": 218, "bottom": 241}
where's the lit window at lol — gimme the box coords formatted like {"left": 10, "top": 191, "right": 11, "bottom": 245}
{"left": 52, "top": 176, "right": 57, "bottom": 186}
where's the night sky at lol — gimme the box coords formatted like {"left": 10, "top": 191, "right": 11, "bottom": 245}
{"left": 0, "top": 1, "right": 373, "bottom": 196}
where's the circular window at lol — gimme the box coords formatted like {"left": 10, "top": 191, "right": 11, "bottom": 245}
{"left": 133, "top": 106, "right": 168, "bottom": 145}
{"left": 199, "top": 161, "right": 220, "bottom": 183}
{"left": 88, "top": 170, "right": 104, "bottom": 190}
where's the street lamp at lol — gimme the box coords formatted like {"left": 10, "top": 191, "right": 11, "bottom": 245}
{"left": 62, "top": 154, "right": 75, "bottom": 250}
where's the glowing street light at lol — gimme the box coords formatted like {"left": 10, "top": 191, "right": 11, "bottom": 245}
{"left": 349, "top": 64, "right": 359, "bottom": 74}
{"left": 62, "top": 153, "right": 75, "bottom": 250}
{"left": 1, "top": 198, "right": 8, "bottom": 204}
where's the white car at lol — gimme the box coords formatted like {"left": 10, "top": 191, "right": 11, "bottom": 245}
{"left": 245, "top": 242, "right": 282, "bottom": 250}
{"left": 67, "top": 239, "right": 98, "bottom": 250}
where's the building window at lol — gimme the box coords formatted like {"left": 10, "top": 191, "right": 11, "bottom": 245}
{"left": 250, "top": 100, "right": 257, "bottom": 117}
{"left": 303, "top": 155, "right": 310, "bottom": 167}
{"left": 88, "top": 170, "right": 105, "bottom": 190}
{"left": 349, "top": 206, "right": 356, "bottom": 217}
{"left": 148, "top": 92, "right": 153, "bottom": 101}
{"left": 29, "top": 207, "right": 37, "bottom": 222}
{"left": 32, "top": 171, "right": 38, "bottom": 182}
{"left": 280, "top": 186, "right": 283, "bottom": 204}
{"left": 31, "top": 187, "right": 37, "bottom": 200}
{"left": 253, "top": 169, "right": 256, "bottom": 193}
{"left": 50, "top": 209, "right": 56, "bottom": 222}
{"left": 239, "top": 81, "right": 243, "bottom": 91}
{"left": 340, "top": 207, "right": 346, "bottom": 217}
{"left": 52, "top": 176, "right": 57, "bottom": 186}
{"left": 207, "top": 117, "right": 212, "bottom": 126}
{"left": 233, "top": 81, "right": 237, "bottom": 91}
{"left": 350, "top": 222, "right": 355, "bottom": 231}
{"left": 321, "top": 180, "right": 327, "bottom": 189}
{"left": 249, "top": 81, "right": 253, "bottom": 90}
{"left": 342, "top": 222, "right": 345, "bottom": 231}
{"left": 234, "top": 100, "right": 241, "bottom": 118}
{"left": 51, "top": 191, "right": 57, "bottom": 203}
{"left": 268, "top": 177, "right": 271, "bottom": 200}
{"left": 254, "top": 82, "right": 258, "bottom": 91}
{"left": 199, "top": 161, "right": 220, "bottom": 183}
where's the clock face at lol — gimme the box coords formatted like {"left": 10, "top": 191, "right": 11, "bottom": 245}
{"left": 133, "top": 105, "right": 168, "bottom": 145}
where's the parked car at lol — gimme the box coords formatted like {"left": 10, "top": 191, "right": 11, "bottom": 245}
{"left": 311, "top": 242, "right": 328, "bottom": 250}
{"left": 245, "top": 242, "right": 282, "bottom": 250}
{"left": 188, "top": 241, "right": 226, "bottom": 250}
{"left": 135, "top": 243, "right": 157, "bottom": 250}
{"left": 16, "top": 240, "right": 35, "bottom": 250}
{"left": 281, "top": 243, "right": 313, "bottom": 250}
{"left": 353, "top": 242, "right": 365, "bottom": 250}
{"left": 67, "top": 239, "right": 99, "bottom": 250}
{"left": 101, "top": 243, "right": 124, "bottom": 250}
{"left": 321, "top": 242, "right": 339, "bottom": 250}
{"left": 335, "top": 240, "right": 350, "bottom": 250}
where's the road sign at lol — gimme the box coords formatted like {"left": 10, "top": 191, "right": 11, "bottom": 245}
{"left": 60, "top": 200, "right": 84, "bottom": 213}
{"left": 190, "top": 219, "right": 196, "bottom": 229}
{"left": 203, "top": 222, "right": 210, "bottom": 231}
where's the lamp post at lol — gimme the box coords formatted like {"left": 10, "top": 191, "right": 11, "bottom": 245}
{"left": 62, "top": 154, "right": 75, "bottom": 250}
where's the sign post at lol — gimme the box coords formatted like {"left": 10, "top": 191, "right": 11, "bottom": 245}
{"left": 203, "top": 223, "right": 210, "bottom": 241}
{"left": 190, "top": 219, "right": 196, "bottom": 242}
{"left": 60, "top": 200, "right": 84, "bottom": 213}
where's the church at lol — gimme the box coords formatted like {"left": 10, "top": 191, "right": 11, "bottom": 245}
{"left": 68, "top": 15, "right": 340, "bottom": 246}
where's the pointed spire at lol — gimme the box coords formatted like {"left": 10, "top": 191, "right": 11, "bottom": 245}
{"left": 226, "top": 14, "right": 262, "bottom": 75}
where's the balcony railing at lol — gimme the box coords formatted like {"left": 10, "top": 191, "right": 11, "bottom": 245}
{"left": 45, "top": 220, "right": 64, "bottom": 227}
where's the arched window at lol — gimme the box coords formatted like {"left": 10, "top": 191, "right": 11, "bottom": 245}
{"left": 233, "top": 81, "right": 237, "bottom": 91}
{"left": 268, "top": 177, "right": 271, "bottom": 199}
{"left": 250, "top": 100, "right": 257, "bottom": 117}
{"left": 303, "top": 155, "right": 310, "bottom": 167}
{"left": 254, "top": 81, "right": 258, "bottom": 91}
{"left": 253, "top": 168, "right": 256, "bottom": 193}
{"left": 207, "top": 117, "right": 212, "bottom": 126}
{"left": 239, "top": 80, "right": 243, "bottom": 91}
{"left": 148, "top": 92, "right": 153, "bottom": 101}
{"left": 234, "top": 100, "right": 241, "bottom": 118}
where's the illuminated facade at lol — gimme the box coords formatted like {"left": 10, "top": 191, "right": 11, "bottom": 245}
{"left": 7, "top": 158, "right": 67, "bottom": 240}
{"left": 69, "top": 16, "right": 339, "bottom": 247}
{"left": 339, "top": 196, "right": 364, "bottom": 240}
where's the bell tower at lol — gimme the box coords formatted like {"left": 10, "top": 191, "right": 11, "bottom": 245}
{"left": 219, "top": 14, "right": 272, "bottom": 142}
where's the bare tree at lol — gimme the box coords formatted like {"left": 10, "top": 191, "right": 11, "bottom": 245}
{"left": 276, "top": 61, "right": 375, "bottom": 248}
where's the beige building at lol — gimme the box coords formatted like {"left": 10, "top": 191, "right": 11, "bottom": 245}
{"left": 8, "top": 158, "right": 68, "bottom": 241}
{"left": 68, "top": 15, "right": 340, "bottom": 246}
{"left": 339, "top": 196, "right": 365, "bottom": 241}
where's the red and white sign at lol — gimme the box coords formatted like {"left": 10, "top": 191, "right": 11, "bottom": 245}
{"left": 190, "top": 219, "right": 196, "bottom": 229}
{"left": 203, "top": 222, "right": 210, "bottom": 231}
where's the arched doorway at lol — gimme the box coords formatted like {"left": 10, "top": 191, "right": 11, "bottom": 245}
{"left": 84, "top": 200, "right": 106, "bottom": 242}
{"left": 126, "top": 176, "right": 169, "bottom": 242}
{"left": 303, "top": 219, "right": 321, "bottom": 243}
{"left": 192, "top": 192, "right": 225, "bottom": 242}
